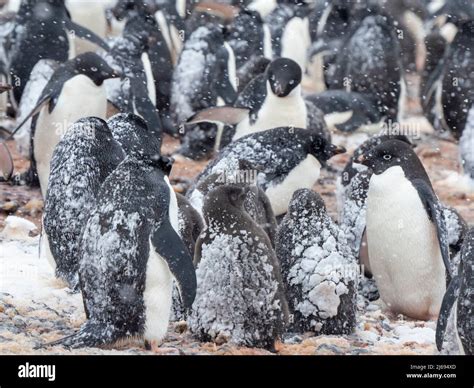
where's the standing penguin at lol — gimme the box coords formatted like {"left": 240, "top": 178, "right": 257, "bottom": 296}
{"left": 355, "top": 139, "right": 451, "bottom": 320}
{"left": 48, "top": 140, "right": 196, "bottom": 349}
{"left": 437, "top": 227, "right": 473, "bottom": 355}
{"left": 188, "top": 126, "right": 345, "bottom": 216}
{"left": 276, "top": 189, "right": 358, "bottom": 334}
{"left": 171, "top": 24, "right": 237, "bottom": 158}
{"left": 11, "top": 53, "right": 120, "bottom": 195}
{"left": 8, "top": 0, "right": 110, "bottom": 105}
{"left": 189, "top": 185, "right": 289, "bottom": 349}
{"left": 328, "top": 13, "right": 403, "bottom": 122}
{"left": 103, "top": 16, "right": 168, "bottom": 139}
{"left": 187, "top": 58, "right": 329, "bottom": 146}
{"left": 43, "top": 117, "right": 124, "bottom": 290}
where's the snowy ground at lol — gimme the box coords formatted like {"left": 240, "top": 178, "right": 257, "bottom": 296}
{"left": 0, "top": 217, "right": 438, "bottom": 355}
{"left": 1, "top": 113, "right": 471, "bottom": 355}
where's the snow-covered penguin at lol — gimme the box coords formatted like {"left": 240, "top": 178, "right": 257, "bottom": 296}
{"left": 103, "top": 16, "right": 168, "bottom": 139}
{"left": 437, "top": 227, "right": 473, "bottom": 355}
{"left": 189, "top": 185, "right": 289, "bottom": 349}
{"left": 43, "top": 117, "right": 124, "bottom": 290}
{"left": 171, "top": 25, "right": 237, "bottom": 158}
{"left": 328, "top": 13, "right": 403, "bottom": 122}
{"left": 355, "top": 139, "right": 451, "bottom": 319}
{"left": 48, "top": 124, "right": 196, "bottom": 349}
{"left": 8, "top": 0, "right": 110, "bottom": 105}
{"left": 188, "top": 126, "right": 345, "bottom": 216}
{"left": 276, "top": 189, "right": 358, "bottom": 335}
{"left": 12, "top": 53, "right": 120, "bottom": 195}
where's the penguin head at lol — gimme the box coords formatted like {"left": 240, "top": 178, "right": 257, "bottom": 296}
{"left": 205, "top": 185, "right": 249, "bottom": 212}
{"left": 266, "top": 58, "right": 302, "bottom": 97}
{"left": 288, "top": 189, "right": 326, "bottom": 217}
{"left": 72, "top": 53, "right": 122, "bottom": 86}
{"left": 108, "top": 113, "right": 162, "bottom": 164}
{"left": 355, "top": 139, "right": 418, "bottom": 175}
{"left": 310, "top": 135, "right": 346, "bottom": 164}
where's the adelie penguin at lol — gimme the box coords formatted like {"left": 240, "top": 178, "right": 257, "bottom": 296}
{"left": 355, "top": 139, "right": 452, "bottom": 320}
{"left": 328, "top": 13, "right": 404, "bottom": 123}
{"left": 276, "top": 189, "right": 358, "bottom": 335}
{"left": 436, "top": 227, "right": 473, "bottom": 355}
{"left": 48, "top": 117, "right": 196, "bottom": 349}
{"left": 8, "top": 0, "right": 111, "bottom": 105}
{"left": 187, "top": 58, "right": 330, "bottom": 149}
{"left": 189, "top": 185, "right": 289, "bottom": 349}
{"left": 43, "top": 117, "right": 124, "bottom": 290}
{"left": 11, "top": 52, "right": 121, "bottom": 196}
{"left": 171, "top": 25, "right": 237, "bottom": 158}
{"left": 103, "top": 16, "right": 170, "bottom": 139}
{"left": 188, "top": 126, "right": 345, "bottom": 216}
{"left": 43, "top": 113, "right": 161, "bottom": 291}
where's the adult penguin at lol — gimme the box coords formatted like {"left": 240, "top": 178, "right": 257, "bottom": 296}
{"left": 103, "top": 17, "right": 169, "bottom": 139}
{"left": 188, "top": 126, "right": 345, "bottom": 216}
{"left": 43, "top": 117, "right": 124, "bottom": 290}
{"left": 186, "top": 58, "right": 329, "bottom": 149}
{"left": 11, "top": 52, "right": 121, "bottom": 195}
{"left": 47, "top": 118, "right": 196, "bottom": 349}
{"left": 328, "top": 12, "right": 404, "bottom": 122}
{"left": 436, "top": 227, "right": 473, "bottom": 355}
{"left": 355, "top": 139, "right": 451, "bottom": 320}
{"left": 8, "top": 0, "right": 110, "bottom": 105}
{"left": 171, "top": 24, "right": 237, "bottom": 159}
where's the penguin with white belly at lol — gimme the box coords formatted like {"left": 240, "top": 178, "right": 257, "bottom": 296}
{"left": 186, "top": 58, "right": 329, "bottom": 149}
{"left": 43, "top": 117, "right": 125, "bottom": 290}
{"left": 103, "top": 17, "right": 170, "bottom": 139}
{"left": 11, "top": 53, "right": 121, "bottom": 196}
{"left": 187, "top": 126, "right": 344, "bottom": 217}
{"left": 437, "top": 227, "right": 473, "bottom": 355}
{"left": 47, "top": 139, "right": 196, "bottom": 349}
{"left": 355, "top": 139, "right": 451, "bottom": 320}
{"left": 8, "top": 0, "right": 111, "bottom": 105}
{"left": 171, "top": 25, "right": 238, "bottom": 158}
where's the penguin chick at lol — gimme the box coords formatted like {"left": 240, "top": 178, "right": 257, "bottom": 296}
{"left": 276, "top": 189, "right": 358, "bottom": 335}
{"left": 189, "top": 185, "right": 289, "bottom": 350}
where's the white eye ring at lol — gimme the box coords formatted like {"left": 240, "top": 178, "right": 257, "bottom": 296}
{"left": 383, "top": 154, "right": 392, "bottom": 160}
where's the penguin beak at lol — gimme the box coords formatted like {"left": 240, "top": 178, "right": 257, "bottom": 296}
{"left": 111, "top": 69, "right": 123, "bottom": 79}
{"left": 330, "top": 144, "right": 346, "bottom": 156}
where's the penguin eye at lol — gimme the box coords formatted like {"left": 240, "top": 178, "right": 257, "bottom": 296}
{"left": 383, "top": 154, "right": 392, "bottom": 161}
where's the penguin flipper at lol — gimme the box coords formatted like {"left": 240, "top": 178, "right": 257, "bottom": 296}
{"left": 0, "top": 143, "right": 13, "bottom": 181}
{"left": 150, "top": 219, "right": 197, "bottom": 309}
{"left": 9, "top": 96, "right": 51, "bottom": 138}
{"left": 413, "top": 179, "right": 452, "bottom": 280}
{"left": 436, "top": 275, "right": 460, "bottom": 351}
{"left": 130, "top": 77, "right": 163, "bottom": 143}
{"left": 186, "top": 106, "right": 249, "bottom": 126}
{"left": 63, "top": 19, "right": 110, "bottom": 53}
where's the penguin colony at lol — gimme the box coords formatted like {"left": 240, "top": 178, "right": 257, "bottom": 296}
{"left": 0, "top": 0, "right": 472, "bottom": 354}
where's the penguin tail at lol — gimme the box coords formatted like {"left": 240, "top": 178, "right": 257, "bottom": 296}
{"left": 41, "top": 321, "right": 117, "bottom": 349}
